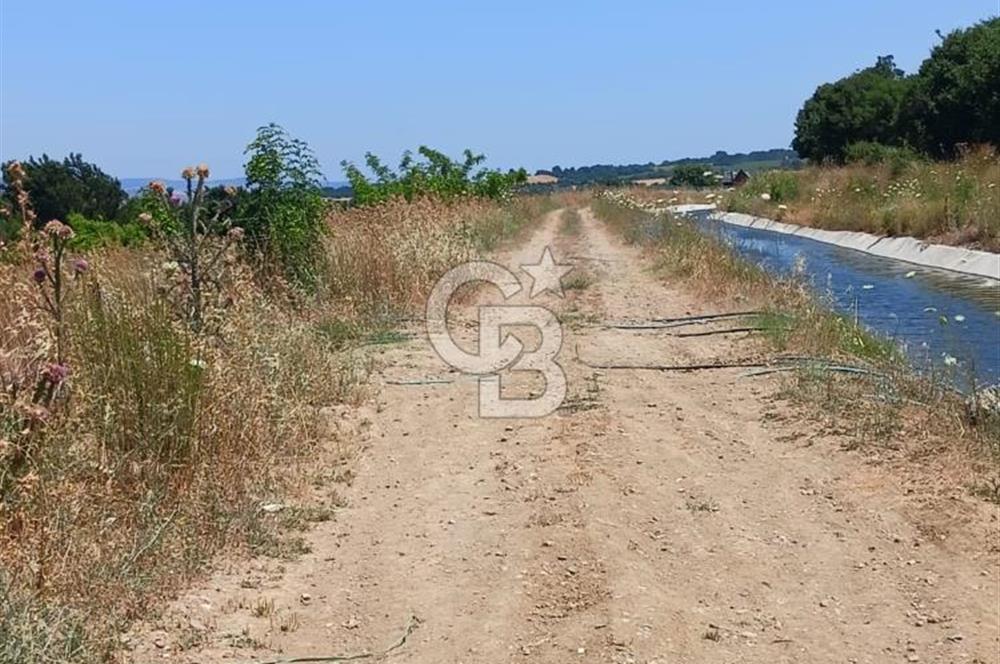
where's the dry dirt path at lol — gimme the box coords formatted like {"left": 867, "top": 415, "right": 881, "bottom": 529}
{"left": 131, "top": 209, "right": 998, "bottom": 664}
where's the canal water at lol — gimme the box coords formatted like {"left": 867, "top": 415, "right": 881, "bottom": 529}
{"left": 683, "top": 210, "right": 1000, "bottom": 388}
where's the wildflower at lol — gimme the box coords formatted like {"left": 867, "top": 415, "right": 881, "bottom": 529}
{"left": 137, "top": 212, "right": 154, "bottom": 226}
{"left": 149, "top": 181, "right": 166, "bottom": 194}
{"left": 777, "top": 204, "right": 788, "bottom": 211}
{"left": 73, "top": 258, "right": 89, "bottom": 274}
{"left": 942, "top": 354, "right": 958, "bottom": 367}
{"left": 196, "top": 163, "right": 210, "bottom": 178}
{"left": 189, "top": 358, "right": 206, "bottom": 369}
{"left": 181, "top": 166, "right": 196, "bottom": 180}
{"left": 162, "top": 260, "right": 180, "bottom": 274}
{"left": 31, "top": 267, "right": 47, "bottom": 284}
{"left": 42, "top": 362, "right": 70, "bottom": 385}
{"left": 760, "top": 193, "right": 771, "bottom": 201}
{"left": 169, "top": 194, "right": 183, "bottom": 207}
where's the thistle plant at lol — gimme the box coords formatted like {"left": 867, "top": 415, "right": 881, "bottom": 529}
{"left": 2, "top": 172, "right": 85, "bottom": 495}
{"left": 141, "top": 165, "right": 244, "bottom": 333}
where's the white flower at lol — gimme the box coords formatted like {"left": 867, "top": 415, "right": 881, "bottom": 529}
{"left": 162, "top": 260, "right": 180, "bottom": 273}
{"left": 777, "top": 204, "right": 788, "bottom": 211}
{"left": 189, "top": 358, "right": 206, "bottom": 369}
{"left": 942, "top": 354, "right": 958, "bottom": 367}
{"left": 760, "top": 193, "right": 771, "bottom": 201}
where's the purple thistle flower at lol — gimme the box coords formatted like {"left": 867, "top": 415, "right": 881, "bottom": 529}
{"left": 73, "top": 258, "right": 90, "bottom": 274}
{"left": 43, "top": 363, "right": 70, "bottom": 385}
{"left": 32, "top": 267, "right": 46, "bottom": 284}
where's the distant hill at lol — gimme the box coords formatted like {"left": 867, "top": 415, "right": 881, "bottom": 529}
{"left": 539, "top": 149, "right": 801, "bottom": 187}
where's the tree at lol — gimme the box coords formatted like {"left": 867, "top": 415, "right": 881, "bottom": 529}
{"left": 900, "top": 18, "right": 1000, "bottom": 157}
{"left": 792, "top": 56, "right": 911, "bottom": 163}
{"left": 0, "top": 153, "right": 126, "bottom": 227}
{"left": 238, "top": 123, "right": 327, "bottom": 286}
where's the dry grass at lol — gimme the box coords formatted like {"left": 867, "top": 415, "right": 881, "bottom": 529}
{"left": 725, "top": 146, "right": 1000, "bottom": 251}
{"left": 0, "top": 195, "right": 551, "bottom": 660}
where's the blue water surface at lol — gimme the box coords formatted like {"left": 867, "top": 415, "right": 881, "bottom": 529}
{"left": 685, "top": 211, "right": 1000, "bottom": 388}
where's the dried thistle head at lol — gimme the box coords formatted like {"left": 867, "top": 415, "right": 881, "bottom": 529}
{"left": 196, "top": 163, "right": 210, "bottom": 179}
{"left": 5, "top": 160, "right": 26, "bottom": 183}
{"left": 43, "top": 219, "right": 74, "bottom": 240}
{"left": 181, "top": 166, "right": 196, "bottom": 180}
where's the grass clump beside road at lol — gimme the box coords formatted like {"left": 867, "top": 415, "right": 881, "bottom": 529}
{"left": 724, "top": 146, "right": 1000, "bottom": 251}
{"left": 592, "top": 192, "right": 999, "bottom": 494}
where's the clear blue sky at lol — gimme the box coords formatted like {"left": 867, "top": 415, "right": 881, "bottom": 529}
{"left": 1, "top": 1, "right": 997, "bottom": 180}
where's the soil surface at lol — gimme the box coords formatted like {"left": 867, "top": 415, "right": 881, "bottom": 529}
{"left": 129, "top": 209, "right": 999, "bottom": 663}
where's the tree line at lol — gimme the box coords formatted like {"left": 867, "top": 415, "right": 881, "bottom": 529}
{"left": 793, "top": 17, "right": 999, "bottom": 163}
{"left": 1, "top": 129, "right": 526, "bottom": 284}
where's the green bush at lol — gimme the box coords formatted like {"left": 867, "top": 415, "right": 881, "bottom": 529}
{"left": 342, "top": 146, "right": 527, "bottom": 206}
{"left": 239, "top": 123, "right": 328, "bottom": 287}
{"left": 844, "top": 141, "right": 922, "bottom": 175}
{"left": 669, "top": 164, "right": 715, "bottom": 188}
{"left": 65, "top": 213, "right": 147, "bottom": 250}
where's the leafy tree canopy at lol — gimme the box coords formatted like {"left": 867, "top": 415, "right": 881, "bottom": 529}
{"left": 901, "top": 17, "right": 1000, "bottom": 157}
{"left": 792, "top": 56, "right": 910, "bottom": 163}
{"left": 1, "top": 153, "right": 127, "bottom": 226}
{"left": 342, "top": 147, "right": 527, "bottom": 206}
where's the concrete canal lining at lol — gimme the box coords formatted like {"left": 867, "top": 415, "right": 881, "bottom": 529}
{"left": 664, "top": 204, "right": 1000, "bottom": 282}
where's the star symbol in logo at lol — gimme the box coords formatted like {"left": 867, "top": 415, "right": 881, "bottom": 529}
{"left": 520, "top": 247, "right": 574, "bottom": 298}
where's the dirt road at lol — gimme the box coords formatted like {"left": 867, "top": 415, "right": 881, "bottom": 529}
{"left": 132, "top": 209, "right": 999, "bottom": 663}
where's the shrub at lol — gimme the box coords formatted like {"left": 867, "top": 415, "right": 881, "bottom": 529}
{"left": 65, "top": 213, "right": 147, "bottom": 250}
{"left": 668, "top": 164, "right": 715, "bottom": 188}
{"left": 844, "top": 141, "right": 922, "bottom": 175}
{"left": 342, "top": 146, "right": 527, "bottom": 206}
{"left": 239, "top": 124, "right": 327, "bottom": 287}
